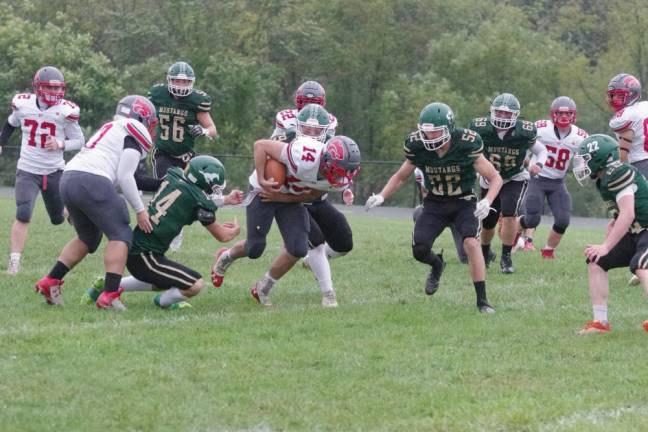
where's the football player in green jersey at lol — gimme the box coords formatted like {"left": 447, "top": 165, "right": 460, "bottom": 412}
{"left": 365, "top": 102, "right": 503, "bottom": 313}
{"left": 148, "top": 61, "right": 218, "bottom": 179}
{"left": 83, "top": 156, "right": 242, "bottom": 309}
{"left": 470, "top": 93, "right": 547, "bottom": 274}
{"left": 573, "top": 135, "right": 648, "bottom": 334}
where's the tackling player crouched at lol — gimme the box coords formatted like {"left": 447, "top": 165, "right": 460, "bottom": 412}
{"left": 34, "top": 95, "right": 157, "bottom": 309}
{"left": 573, "top": 134, "right": 648, "bottom": 334}
{"left": 83, "top": 156, "right": 242, "bottom": 310}
{"left": 365, "top": 102, "right": 502, "bottom": 313}
{"left": 1, "top": 66, "right": 85, "bottom": 276}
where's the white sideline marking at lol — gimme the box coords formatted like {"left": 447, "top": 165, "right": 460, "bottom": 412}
{"left": 540, "top": 405, "right": 648, "bottom": 431}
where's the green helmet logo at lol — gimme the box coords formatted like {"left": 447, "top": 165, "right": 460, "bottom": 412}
{"left": 296, "top": 103, "right": 331, "bottom": 142}
{"left": 417, "top": 102, "right": 455, "bottom": 150}
{"left": 490, "top": 93, "right": 520, "bottom": 129}
{"left": 573, "top": 134, "right": 620, "bottom": 185}
{"left": 167, "top": 61, "right": 195, "bottom": 97}
{"left": 185, "top": 155, "right": 226, "bottom": 195}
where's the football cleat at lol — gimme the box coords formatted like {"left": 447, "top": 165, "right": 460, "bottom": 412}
{"left": 211, "top": 247, "right": 231, "bottom": 288}
{"left": 629, "top": 274, "right": 640, "bottom": 286}
{"left": 96, "top": 287, "right": 126, "bottom": 311}
{"left": 541, "top": 248, "right": 556, "bottom": 260}
{"left": 477, "top": 301, "right": 496, "bottom": 314}
{"left": 153, "top": 294, "right": 192, "bottom": 310}
{"left": 81, "top": 276, "right": 104, "bottom": 305}
{"left": 523, "top": 238, "right": 535, "bottom": 252}
{"left": 512, "top": 233, "right": 525, "bottom": 253}
{"left": 7, "top": 254, "right": 21, "bottom": 276}
{"left": 484, "top": 249, "right": 497, "bottom": 268}
{"left": 643, "top": 320, "right": 648, "bottom": 332}
{"left": 500, "top": 253, "right": 515, "bottom": 274}
{"left": 425, "top": 253, "right": 446, "bottom": 296}
{"left": 250, "top": 280, "right": 273, "bottom": 307}
{"left": 578, "top": 320, "right": 611, "bottom": 335}
{"left": 35, "top": 276, "right": 64, "bottom": 305}
{"left": 321, "top": 290, "right": 338, "bottom": 308}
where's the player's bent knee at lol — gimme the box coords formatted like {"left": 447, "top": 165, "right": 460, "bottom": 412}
{"left": 15, "top": 206, "right": 33, "bottom": 223}
{"left": 552, "top": 223, "right": 568, "bottom": 235}
{"left": 286, "top": 245, "right": 308, "bottom": 258}
{"left": 412, "top": 243, "right": 431, "bottom": 263}
{"left": 84, "top": 236, "right": 103, "bottom": 254}
{"left": 520, "top": 214, "right": 540, "bottom": 229}
{"left": 185, "top": 278, "right": 204, "bottom": 297}
{"left": 51, "top": 215, "right": 65, "bottom": 225}
{"left": 246, "top": 241, "right": 266, "bottom": 259}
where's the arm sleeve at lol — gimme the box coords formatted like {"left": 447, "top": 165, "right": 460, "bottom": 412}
{"left": 7, "top": 111, "right": 20, "bottom": 128}
{"left": 117, "top": 147, "right": 146, "bottom": 213}
{"left": 62, "top": 121, "right": 85, "bottom": 151}
{"left": 0, "top": 121, "right": 16, "bottom": 145}
{"left": 530, "top": 140, "right": 548, "bottom": 166}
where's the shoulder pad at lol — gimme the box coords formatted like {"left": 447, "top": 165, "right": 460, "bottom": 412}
{"left": 191, "top": 89, "right": 212, "bottom": 111}
{"left": 123, "top": 118, "right": 153, "bottom": 153}
{"left": 11, "top": 93, "right": 36, "bottom": 111}
{"left": 59, "top": 99, "right": 80, "bottom": 121}
{"left": 404, "top": 131, "right": 422, "bottom": 157}
{"left": 603, "top": 163, "right": 635, "bottom": 192}
{"left": 197, "top": 207, "right": 216, "bottom": 226}
{"left": 275, "top": 108, "right": 297, "bottom": 129}
{"left": 516, "top": 119, "right": 537, "bottom": 138}
{"left": 454, "top": 127, "right": 483, "bottom": 156}
{"left": 147, "top": 84, "right": 166, "bottom": 99}
{"left": 469, "top": 117, "right": 490, "bottom": 133}
{"left": 535, "top": 119, "right": 550, "bottom": 129}
{"left": 609, "top": 109, "right": 634, "bottom": 132}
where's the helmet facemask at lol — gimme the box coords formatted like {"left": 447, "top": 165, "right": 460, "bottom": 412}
{"left": 167, "top": 76, "right": 195, "bottom": 97}
{"left": 490, "top": 106, "right": 519, "bottom": 129}
{"left": 572, "top": 153, "right": 593, "bottom": 186}
{"left": 418, "top": 123, "right": 450, "bottom": 151}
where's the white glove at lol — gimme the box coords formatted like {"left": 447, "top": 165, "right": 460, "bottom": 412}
{"left": 189, "top": 124, "right": 209, "bottom": 138}
{"left": 474, "top": 198, "right": 491, "bottom": 221}
{"left": 365, "top": 193, "right": 384, "bottom": 211}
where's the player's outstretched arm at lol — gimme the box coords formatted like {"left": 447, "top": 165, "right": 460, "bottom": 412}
{"left": 205, "top": 216, "right": 241, "bottom": 243}
{"left": 196, "top": 111, "right": 218, "bottom": 139}
{"left": 365, "top": 160, "right": 415, "bottom": 210}
{"left": 223, "top": 189, "right": 244, "bottom": 205}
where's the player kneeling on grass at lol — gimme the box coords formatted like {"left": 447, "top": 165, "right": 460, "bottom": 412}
{"left": 83, "top": 155, "right": 242, "bottom": 309}
{"left": 573, "top": 134, "right": 648, "bottom": 334}
{"left": 365, "top": 102, "right": 502, "bottom": 313}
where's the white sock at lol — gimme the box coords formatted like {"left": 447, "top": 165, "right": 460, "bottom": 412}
{"left": 159, "top": 287, "right": 188, "bottom": 307}
{"left": 324, "top": 243, "right": 346, "bottom": 260}
{"left": 10, "top": 252, "right": 21, "bottom": 261}
{"left": 309, "top": 244, "right": 333, "bottom": 294}
{"left": 544, "top": 245, "right": 554, "bottom": 250}
{"left": 120, "top": 276, "right": 153, "bottom": 292}
{"left": 593, "top": 304, "right": 608, "bottom": 323}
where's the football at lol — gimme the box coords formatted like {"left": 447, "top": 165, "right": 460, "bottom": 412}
{"left": 265, "top": 157, "right": 287, "bottom": 186}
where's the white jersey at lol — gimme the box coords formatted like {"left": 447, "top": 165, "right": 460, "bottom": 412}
{"left": 65, "top": 117, "right": 153, "bottom": 184}
{"left": 248, "top": 136, "right": 343, "bottom": 195}
{"left": 8, "top": 93, "right": 83, "bottom": 175}
{"left": 533, "top": 119, "right": 588, "bottom": 180}
{"left": 271, "top": 108, "right": 338, "bottom": 138}
{"left": 609, "top": 100, "right": 648, "bottom": 163}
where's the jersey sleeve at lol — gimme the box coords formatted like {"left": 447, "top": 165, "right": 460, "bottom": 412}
{"left": 461, "top": 128, "right": 484, "bottom": 159}
{"left": 147, "top": 84, "right": 164, "bottom": 103}
{"left": 193, "top": 90, "right": 212, "bottom": 112}
{"left": 604, "top": 164, "right": 636, "bottom": 196}
{"left": 609, "top": 109, "right": 634, "bottom": 132}
{"left": 8, "top": 94, "right": 25, "bottom": 127}
{"left": 403, "top": 132, "right": 420, "bottom": 162}
{"left": 124, "top": 118, "right": 153, "bottom": 153}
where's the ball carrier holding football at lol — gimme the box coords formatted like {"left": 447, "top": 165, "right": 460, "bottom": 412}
{"left": 211, "top": 104, "right": 360, "bottom": 307}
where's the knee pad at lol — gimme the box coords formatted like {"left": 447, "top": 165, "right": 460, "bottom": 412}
{"left": 84, "top": 232, "right": 103, "bottom": 254}
{"left": 246, "top": 239, "right": 266, "bottom": 259}
{"left": 412, "top": 243, "right": 431, "bottom": 263}
{"left": 15, "top": 201, "right": 34, "bottom": 223}
{"left": 520, "top": 214, "right": 541, "bottom": 229}
{"left": 552, "top": 223, "right": 568, "bottom": 235}
{"left": 482, "top": 211, "right": 499, "bottom": 230}
{"left": 286, "top": 243, "right": 308, "bottom": 258}
{"left": 51, "top": 215, "right": 65, "bottom": 225}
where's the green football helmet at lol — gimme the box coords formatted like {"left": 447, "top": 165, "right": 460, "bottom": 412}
{"left": 296, "top": 103, "right": 331, "bottom": 142}
{"left": 490, "top": 93, "right": 520, "bottom": 129}
{"left": 573, "top": 134, "right": 620, "bottom": 185}
{"left": 185, "top": 155, "right": 226, "bottom": 195}
{"left": 167, "top": 61, "right": 195, "bottom": 97}
{"left": 417, "top": 102, "right": 455, "bottom": 150}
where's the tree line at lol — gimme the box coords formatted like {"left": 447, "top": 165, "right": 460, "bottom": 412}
{"left": 1, "top": 0, "right": 646, "bottom": 216}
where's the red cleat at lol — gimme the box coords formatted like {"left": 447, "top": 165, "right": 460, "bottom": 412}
{"left": 211, "top": 248, "right": 230, "bottom": 288}
{"left": 35, "top": 276, "right": 64, "bottom": 305}
{"left": 643, "top": 320, "right": 648, "bottom": 332}
{"left": 523, "top": 238, "right": 536, "bottom": 252}
{"left": 96, "top": 287, "right": 126, "bottom": 311}
{"left": 541, "top": 248, "right": 555, "bottom": 259}
{"left": 578, "top": 320, "right": 611, "bottom": 335}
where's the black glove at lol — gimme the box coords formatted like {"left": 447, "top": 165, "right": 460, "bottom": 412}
{"left": 188, "top": 124, "right": 207, "bottom": 138}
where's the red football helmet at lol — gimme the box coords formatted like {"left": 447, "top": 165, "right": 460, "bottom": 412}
{"left": 115, "top": 95, "right": 158, "bottom": 135}
{"left": 319, "top": 135, "right": 361, "bottom": 188}
{"left": 606, "top": 73, "right": 642, "bottom": 111}
{"left": 32, "top": 66, "right": 66, "bottom": 106}
{"left": 550, "top": 96, "right": 577, "bottom": 128}
{"left": 295, "top": 80, "right": 326, "bottom": 110}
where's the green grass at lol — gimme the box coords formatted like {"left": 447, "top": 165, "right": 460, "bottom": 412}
{"left": 1, "top": 197, "right": 648, "bottom": 431}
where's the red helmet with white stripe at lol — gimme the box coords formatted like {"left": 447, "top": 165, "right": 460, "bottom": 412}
{"left": 33, "top": 66, "right": 66, "bottom": 106}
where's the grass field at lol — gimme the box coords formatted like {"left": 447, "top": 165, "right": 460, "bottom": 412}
{"left": 1, "top": 197, "right": 648, "bottom": 431}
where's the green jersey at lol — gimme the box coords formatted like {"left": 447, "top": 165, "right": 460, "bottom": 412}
{"left": 404, "top": 127, "right": 483, "bottom": 197}
{"left": 131, "top": 167, "right": 217, "bottom": 255}
{"left": 597, "top": 162, "right": 648, "bottom": 232}
{"left": 148, "top": 84, "right": 212, "bottom": 156}
{"left": 469, "top": 117, "right": 536, "bottom": 181}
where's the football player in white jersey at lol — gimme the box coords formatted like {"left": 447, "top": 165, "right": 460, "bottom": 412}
{"left": 0, "top": 66, "right": 84, "bottom": 275}
{"left": 34, "top": 95, "right": 156, "bottom": 309}
{"left": 607, "top": 73, "right": 648, "bottom": 176}
{"left": 517, "top": 97, "right": 588, "bottom": 259}
{"left": 211, "top": 120, "right": 360, "bottom": 307}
